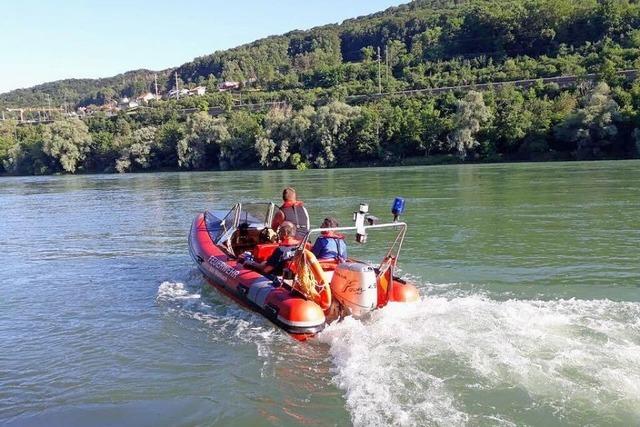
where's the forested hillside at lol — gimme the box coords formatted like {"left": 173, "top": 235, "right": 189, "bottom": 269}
{"left": 2, "top": 0, "right": 640, "bottom": 175}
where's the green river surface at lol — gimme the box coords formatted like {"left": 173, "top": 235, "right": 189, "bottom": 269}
{"left": 1, "top": 160, "right": 639, "bottom": 426}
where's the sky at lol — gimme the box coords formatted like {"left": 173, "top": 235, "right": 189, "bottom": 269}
{"left": 0, "top": 0, "right": 407, "bottom": 94}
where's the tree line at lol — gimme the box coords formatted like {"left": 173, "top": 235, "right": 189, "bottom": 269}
{"left": 2, "top": 79, "right": 639, "bottom": 175}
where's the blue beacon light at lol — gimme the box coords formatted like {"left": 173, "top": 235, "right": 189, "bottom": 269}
{"left": 392, "top": 197, "right": 405, "bottom": 221}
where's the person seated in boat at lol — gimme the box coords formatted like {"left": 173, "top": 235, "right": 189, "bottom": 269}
{"left": 271, "top": 187, "right": 310, "bottom": 238}
{"left": 312, "top": 217, "right": 347, "bottom": 262}
{"left": 240, "top": 221, "right": 300, "bottom": 276}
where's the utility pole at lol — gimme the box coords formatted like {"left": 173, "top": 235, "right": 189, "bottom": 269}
{"left": 377, "top": 46, "right": 382, "bottom": 94}
{"left": 385, "top": 45, "right": 390, "bottom": 86}
{"left": 47, "top": 94, "right": 52, "bottom": 120}
{"left": 154, "top": 74, "right": 159, "bottom": 99}
{"left": 376, "top": 106, "right": 380, "bottom": 144}
{"left": 175, "top": 72, "right": 180, "bottom": 100}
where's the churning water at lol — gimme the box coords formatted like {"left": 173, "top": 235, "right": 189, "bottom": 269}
{"left": 1, "top": 161, "right": 639, "bottom": 426}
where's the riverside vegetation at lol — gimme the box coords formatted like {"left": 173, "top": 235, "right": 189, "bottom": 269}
{"left": 2, "top": 0, "right": 640, "bottom": 175}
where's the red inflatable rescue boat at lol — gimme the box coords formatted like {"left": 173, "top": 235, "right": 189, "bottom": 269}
{"left": 188, "top": 202, "right": 419, "bottom": 340}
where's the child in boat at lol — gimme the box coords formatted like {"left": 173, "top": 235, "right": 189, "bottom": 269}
{"left": 312, "top": 217, "right": 347, "bottom": 262}
{"left": 240, "top": 221, "right": 299, "bottom": 276}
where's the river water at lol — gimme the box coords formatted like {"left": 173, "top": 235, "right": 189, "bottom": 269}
{"left": 1, "top": 161, "right": 639, "bottom": 426}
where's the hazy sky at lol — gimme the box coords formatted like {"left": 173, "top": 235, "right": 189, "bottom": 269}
{"left": 0, "top": 0, "right": 406, "bottom": 94}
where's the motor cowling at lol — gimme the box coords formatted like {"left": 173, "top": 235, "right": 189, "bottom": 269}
{"left": 329, "top": 262, "right": 377, "bottom": 317}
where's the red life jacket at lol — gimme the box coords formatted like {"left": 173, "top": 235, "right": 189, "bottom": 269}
{"left": 279, "top": 236, "right": 300, "bottom": 248}
{"left": 321, "top": 231, "right": 344, "bottom": 239}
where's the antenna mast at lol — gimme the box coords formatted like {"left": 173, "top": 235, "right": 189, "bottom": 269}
{"left": 175, "top": 72, "right": 180, "bottom": 100}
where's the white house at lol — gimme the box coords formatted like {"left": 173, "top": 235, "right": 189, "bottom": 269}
{"left": 166, "top": 88, "right": 191, "bottom": 99}
{"left": 189, "top": 86, "right": 206, "bottom": 96}
{"left": 136, "top": 92, "right": 157, "bottom": 103}
{"left": 119, "top": 97, "right": 139, "bottom": 109}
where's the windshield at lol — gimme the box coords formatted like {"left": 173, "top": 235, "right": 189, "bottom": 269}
{"left": 237, "top": 202, "right": 274, "bottom": 227}
{"left": 204, "top": 203, "right": 274, "bottom": 246}
{"left": 204, "top": 208, "right": 238, "bottom": 244}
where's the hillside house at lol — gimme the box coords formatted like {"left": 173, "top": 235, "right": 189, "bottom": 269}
{"left": 136, "top": 92, "right": 158, "bottom": 103}
{"left": 119, "top": 97, "right": 139, "bottom": 109}
{"left": 166, "top": 88, "right": 190, "bottom": 99}
{"left": 218, "top": 81, "right": 240, "bottom": 91}
{"left": 189, "top": 86, "right": 206, "bottom": 96}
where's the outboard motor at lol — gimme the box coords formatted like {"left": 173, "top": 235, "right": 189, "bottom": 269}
{"left": 329, "top": 262, "right": 378, "bottom": 317}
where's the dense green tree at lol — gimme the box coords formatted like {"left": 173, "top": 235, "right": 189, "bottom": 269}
{"left": 448, "top": 91, "right": 492, "bottom": 158}
{"left": 115, "top": 126, "right": 158, "bottom": 173}
{"left": 489, "top": 86, "right": 534, "bottom": 154}
{"left": 86, "top": 131, "right": 118, "bottom": 172}
{"left": 255, "top": 106, "right": 299, "bottom": 168}
{"left": 304, "top": 101, "right": 360, "bottom": 168}
{"left": 517, "top": 96, "right": 555, "bottom": 157}
{"left": 5, "top": 125, "right": 51, "bottom": 175}
{"left": 0, "top": 121, "right": 18, "bottom": 173}
{"left": 42, "top": 119, "right": 92, "bottom": 173}
{"left": 349, "top": 105, "right": 382, "bottom": 160}
{"left": 177, "top": 112, "right": 229, "bottom": 169}
{"left": 153, "top": 120, "right": 183, "bottom": 168}
{"left": 555, "top": 82, "right": 620, "bottom": 158}
{"left": 96, "top": 88, "right": 116, "bottom": 104}
{"left": 220, "top": 111, "right": 262, "bottom": 169}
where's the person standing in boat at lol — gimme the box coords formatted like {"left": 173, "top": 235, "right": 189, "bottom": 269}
{"left": 240, "top": 221, "right": 299, "bottom": 276}
{"left": 312, "top": 217, "right": 347, "bottom": 262}
{"left": 271, "top": 187, "right": 310, "bottom": 238}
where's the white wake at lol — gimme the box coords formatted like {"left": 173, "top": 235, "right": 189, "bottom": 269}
{"left": 318, "top": 294, "right": 640, "bottom": 426}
